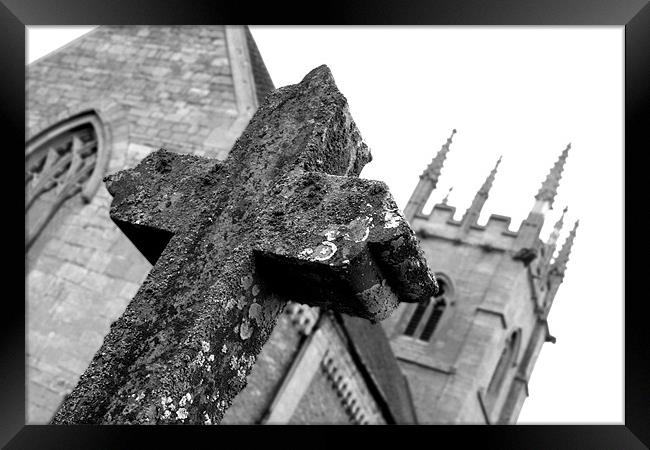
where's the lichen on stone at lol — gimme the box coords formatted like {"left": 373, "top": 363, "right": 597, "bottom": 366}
{"left": 383, "top": 210, "right": 402, "bottom": 229}
{"left": 309, "top": 241, "right": 337, "bottom": 261}
{"left": 204, "top": 412, "right": 212, "bottom": 425}
{"left": 343, "top": 216, "right": 372, "bottom": 242}
{"left": 323, "top": 227, "right": 341, "bottom": 241}
{"left": 241, "top": 274, "right": 254, "bottom": 290}
{"left": 248, "top": 302, "right": 263, "bottom": 325}
{"left": 239, "top": 318, "right": 253, "bottom": 340}
{"left": 176, "top": 408, "right": 188, "bottom": 420}
{"left": 179, "top": 392, "right": 192, "bottom": 407}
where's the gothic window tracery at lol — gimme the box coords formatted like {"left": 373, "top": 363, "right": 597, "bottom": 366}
{"left": 25, "top": 114, "right": 106, "bottom": 252}
{"left": 403, "top": 274, "right": 451, "bottom": 341}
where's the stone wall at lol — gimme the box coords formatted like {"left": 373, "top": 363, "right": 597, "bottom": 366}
{"left": 27, "top": 142, "right": 153, "bottom": 423}
{"left": 27, "top": 26, "right": 239, "bottom": 159}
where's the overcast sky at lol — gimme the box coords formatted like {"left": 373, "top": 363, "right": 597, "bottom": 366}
{"left": 27, "top": 26, "right": 624, "bottom": 424}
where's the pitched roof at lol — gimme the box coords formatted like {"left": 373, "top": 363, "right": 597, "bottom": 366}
{"left": 245, "top": 27, "right": 276, "bottom": 104}
{"left": 337, "top": 313, "right": 417, "bottom": 424}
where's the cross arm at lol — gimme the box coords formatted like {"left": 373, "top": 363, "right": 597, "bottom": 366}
{"left": 104, "top": 149, "right": 222, "bottom": 264}
{"left": 255, "top": 170, "right": 438, "bottom": 322}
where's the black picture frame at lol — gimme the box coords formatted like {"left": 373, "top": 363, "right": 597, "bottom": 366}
{"left": 2, "top": 1, "right": 646, "bottom": 448}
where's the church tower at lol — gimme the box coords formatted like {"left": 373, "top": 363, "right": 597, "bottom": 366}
{"left": 382, "top": 136, "right": 577, "bottom": 424}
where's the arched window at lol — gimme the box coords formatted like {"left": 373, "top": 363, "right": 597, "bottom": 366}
{"left": 25, "top": 114, "right": 107, "bottom": 252}
{"left": 403, "top": 301, "right": 428, "bottom": 336}
{"left": 486, "top": 329, "right": 521, "bottom": 399}
{"left": 403, "top": 275, "right": 451, "bottom": 341}
{"left": 420, "top": 298, "right": 447, "bottom": 340}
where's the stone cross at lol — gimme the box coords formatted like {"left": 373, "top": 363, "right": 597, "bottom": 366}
{"left": 51, "top": 66, "right": 437, "bottom": 425}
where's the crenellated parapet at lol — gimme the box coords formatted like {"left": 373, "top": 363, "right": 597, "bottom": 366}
{"left": 404, "top": 140, "right": 573, "bottom": 256}
{"left": 413, "top": 203, "right": 521, "bottom": 251}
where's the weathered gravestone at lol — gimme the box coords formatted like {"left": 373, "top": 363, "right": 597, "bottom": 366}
{"left": 51, "top": 65, "right": 437, "bottom": 425}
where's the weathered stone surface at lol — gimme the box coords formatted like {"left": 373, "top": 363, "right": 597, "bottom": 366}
{"left": 50, "top": 65, "right": 436, "bottom": 425}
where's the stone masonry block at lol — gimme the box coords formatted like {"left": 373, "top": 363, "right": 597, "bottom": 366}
{"left": 27, "top": 270, "right": 57, "bottom": 296}
{"left": 29, "top": 381, "right": 63, "bottom": 410}
{"left": 80, "top": 329, "right": 107, "bottom": 351}
{"left": 56, "top": 350, "right": 97, "bottom": 377}
{"left": 86, "top": 251, "right": 113, "bottom": 273}
{"left": 28, "top": 330, "right": 51, "bottom": 357}
{"left": 82, "top": 271, "right": 111, "bottom": 293}
{"left": 100, "top": 295, "right": 130, "bottom": 321}
{"left": 39, "top": 237, "right": 65, "bottom": 257}
{"left": 57, "top": 262, "right": 89, "bottom": 284}
{"left": 75, "top": 232, "right": 113, "bottom": 251}
{"left": 103, "top": 255, "right": 132, "bottom": 280}
{"left": 59, "top": 242, "right": 94, "bottom": 266}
